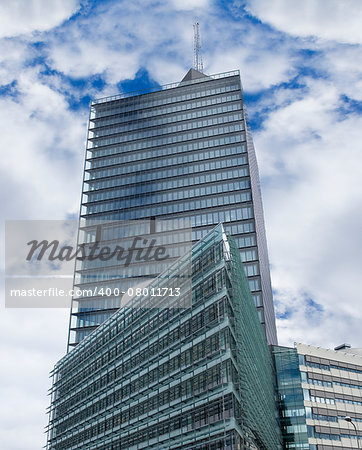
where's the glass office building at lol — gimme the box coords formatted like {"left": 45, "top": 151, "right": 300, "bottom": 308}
{"left": 69, "top": 68, "right": 277, "bottom": 348}
{"left": 47, "top": 225, "right": 281, "bottom": 449}
{"left": 272, "top": 343, "right": 362, "bottom": 449}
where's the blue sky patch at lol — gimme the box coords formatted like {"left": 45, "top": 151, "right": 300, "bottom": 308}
{"left": 117, "top": 68, "right": 162, "bottom": 95}
{"left": 0, "top": 80, "right": 20, "bottom": 99}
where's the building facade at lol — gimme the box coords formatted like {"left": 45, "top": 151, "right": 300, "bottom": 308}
{"left": 69, "top": 68, "right": 277, "bottom": 348}
{"left": 273, "top": 343, "right": 362, "bottom": 449}
{"left": 47, "top": 225, "right": 281, "bottom": 449}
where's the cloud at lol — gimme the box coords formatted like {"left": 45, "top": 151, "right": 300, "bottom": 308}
{"left": 245, "top": 0, "right": 362, "bottom": 44}
{"left": 318, "top": 45, "right": 362, "bottom": 102}
{"left": 169, "top": 0, "right": 210, "bottom": 10}
{"left": 0, "top": 306, "right": 69, "bottom": 450}
{"left": 0, "top": 61, "right": 87, "bottom": 221}
{"left": 45, "top": 0, "right": 297, "bottom": 92}
{"left": 253, "top": 77, "right": 362, "bottom": 347}
{"left": 0, "top": 0, "right": 81, "bottom": 38}
{"left": 208, "top": 45, "right": 295, "bottom": 92}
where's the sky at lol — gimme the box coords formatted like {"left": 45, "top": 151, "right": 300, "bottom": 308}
{"left": 1, "top": 0, "right": 362, "bottom": 448}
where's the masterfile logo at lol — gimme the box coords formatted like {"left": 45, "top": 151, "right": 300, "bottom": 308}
{"left": 26, "top": 227, "right": 170, "bottom": 266}
{"left": 5, "top": 219, "right": 192, "bottom": 308}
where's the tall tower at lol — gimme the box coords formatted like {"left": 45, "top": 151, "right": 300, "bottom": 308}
{"left": 68, "top": 69, "right": 278, "bottom": 348}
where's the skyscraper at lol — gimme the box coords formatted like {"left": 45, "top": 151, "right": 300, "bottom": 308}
{"left": 47, "top": 225, "right": 281, "bottom": 449}
{"left": 68, "top": 68, "right": 278, "bottom": 348}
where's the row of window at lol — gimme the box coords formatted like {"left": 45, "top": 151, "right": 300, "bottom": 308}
{"left": 85, "top": 190, "right": 252, "bottom": 215}
{"left": 301, "top": 357, "right": 362, "bottom": 375}
{"left": 85, "top": 178, "right": 250, "bottom": 205}
{"left": 88, "top": 113, "right": 243, "bottom": 149}
{"left": 302, "top": 372, "right": 362, "bottom": 391}
{"left": 87, "top": 154, "right": 247, "bottom": 183}
{"left": 301, "top": 359, "right": 329, "bottom": 371}
{"left": 89, "top": 92, "right": 241, "bottom": 129}
{"left": 93, "top": 431, "right": 240, "bottom": 450}
{"left": 51, "top": 394, "right": 236, "bottom": 449}
{"left": 55, "top": 361, "right": 227, "bottom": 434}
{"left": 335, "top": 397, "right": 362, "bottom": 406}
{"left": 330, "top": 363, "right": 362, "bottom": 375}
{"left": 77, "top": 236, "right": 188, "bottom": 271}
{"left": 87, "top": 141, "right": 246, "bottom": 171}
{"left": 190, "top": 208, "right": 255, "bottom": 233}
{"left": 311, "top": 411, "right": 362, "bottom": 424}
{"left": 80, "top": 220, "right": 151, "bottom": 244}
{"left": 89, "top": 129, "right": 245, "bottom": 160}
{"left": 314, "top": 432, "right": 340, "bottom": 441}
{"left": 85, "top": 166, "right": 248, "bottom": 194}
{"left": 74, "top": 310, "right": 115, "bottom": 329}
{"left": 58, "top": 324, "right": 229, "bottom": 407}
{"left": 313, "top": 431, "right": 362, "bottom": 442}
{"left": 69, "top": 327, "right": 94, "bottom": 344}
{"left": 310, "top": 395, "right": 335, "bottom": 404}
{"left": 62, "top": 266, "right": 229, "bottom": 393}
{"left": 91, "top": 82, "right": 240, "bottom": 119}
{"left": 341, "top": 434, "right": 362, "bottom": 440}
{"left": 79, "top": 258, "right": 174, "bottom": 283}
{"left": 191, "top": 227, "right": 256, "bottom": 249}
{"left": 89, "top": 102, "right": 242, "bottom": 138}
{"left": 301, "top": 372, "right": 332, "bottom": 388}
{"left": 68, "top": 301, "right": 202, "bottom": 383}
{"left": 65, "top": 240, "right": 231, "bottom": 377}
{"left": 73, "top": 296, "right": 120, "bottom": 314}
{"left": 74, "top": 265, "right": 259, "bottom": 313}
{"left": 312, "top": 413, "right": 337, "bottom": 422}
{"left": 308, "top": 394, "right": 362, "bottom": 406}
{"left": 155, "top": 213, "right": 255, "bottom": 234}
{"left": 84, "top": 201, "right": 254, "bottom": 226}
{"left": 338, "top": 415, "right": 362, "bottom": 423}
{"left": 334, "top": 380, "right": 362, "bottom": 390}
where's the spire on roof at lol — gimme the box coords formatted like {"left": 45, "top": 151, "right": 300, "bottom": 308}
{"left": 193, "top": 22, "right": 203, "bottom": 72}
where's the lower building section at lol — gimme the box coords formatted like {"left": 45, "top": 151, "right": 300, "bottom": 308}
{"left": 47, "top": 225, "right": 281, "bottom": 449}
{"left": 273, "top": 343, "right": 362, "bottom": 450}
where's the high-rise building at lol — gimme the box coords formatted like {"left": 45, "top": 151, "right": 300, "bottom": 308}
{"left": 273, "top": 343, "right": 362, "bottom": 449}
{"left": 47, "top": 225, "right": 281, "bottom": 449}
{"left": 68, "top": 68, "right": 277, "bottom": 348}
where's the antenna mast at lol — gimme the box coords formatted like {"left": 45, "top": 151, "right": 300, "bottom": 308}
{"left": 193, "top": 22, "right": 203, "bottom": 72}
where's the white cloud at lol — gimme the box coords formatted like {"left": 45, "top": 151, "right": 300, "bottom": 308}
{"left": 319, "top": 45, "right": 362, "bottom": 101}
{"left": 0, "top": 306, "right": 69, "bottom": 450}
{"left": 50, "top": 41, "right": 141, "bottom": 84}
{"left": 245, "top": 0, "right": 362, "bottom": 44}
{"left": 0, "top": 0, "right": 80, "bottom": 38}
{"left": 169, "top": 0, "right": 210, "bottom": 10}
{"left": 254, "top": 78, "right": 362, "bottom": 347}
{"left": 208, "top": 45, "right": 295, "bottom": 92}
{"left": 0, "top": 67, "right": 85, "bottom": 220}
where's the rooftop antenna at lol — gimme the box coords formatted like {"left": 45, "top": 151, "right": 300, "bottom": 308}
{"left": 193, "top": 22, "right": 204, "bottom": 72}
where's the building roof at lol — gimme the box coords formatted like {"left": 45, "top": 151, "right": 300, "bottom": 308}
{"left": 181, "top": 68, "right": 209, "bottom": 82}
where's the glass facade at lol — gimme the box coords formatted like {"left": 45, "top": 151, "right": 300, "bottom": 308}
{"left": 47, "top": 225, "right": 281, "bottom": 449}
{"left": 68, "top": 69, "right": 277, "bottom": 348}
{"left": 273, "top": 343, "right": 362, "bottom": 449}
{"left": 272, "top": 346, "right": 309, "bottom": 448}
